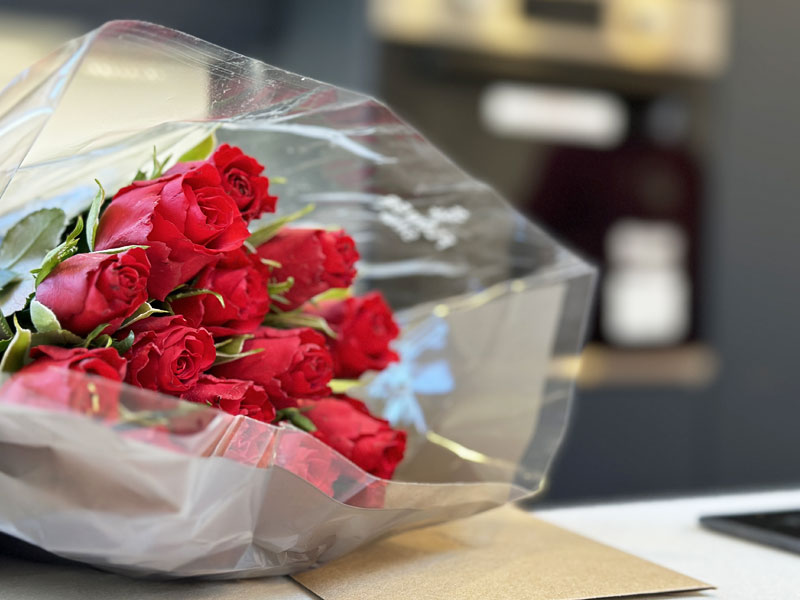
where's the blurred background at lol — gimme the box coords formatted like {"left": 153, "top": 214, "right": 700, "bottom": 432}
{"left": 0, "top": 0, "right": 797, "bottom": 503}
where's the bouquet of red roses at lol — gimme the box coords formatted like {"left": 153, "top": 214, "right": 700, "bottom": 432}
{"left": 0, "top": 139, "right": 407, "bottom": 482}
{"left": 0, "top": 21, "right": 594, "bottom": 579}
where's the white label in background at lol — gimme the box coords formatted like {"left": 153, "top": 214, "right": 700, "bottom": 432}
{"left": 480, "top": 82, "right": 628, "bottom": 148}
{"left": 602, "top": 219, "right": 690, "bottom": 347}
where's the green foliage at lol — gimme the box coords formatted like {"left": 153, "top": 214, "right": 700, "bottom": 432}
{"left": 213, "top": 345, "right": 264, "bottom": 367}
{"left": 177, "top": 132, "right": 216, "bottom": 163}
{"left": 248, "top": 204, "right": 315, "bottom": 247}
{"left": 85, "top": 180, "right": 105, "bottom": 252}
{"left": 263, "top": 311, "right": 337, "bottom": 339}
{"left": 310, "top": 287, "right": 351, "bottom": 303}
{"left": 29, "top": 299, "right": 61, "bottom": 333}
{"left": 0, "top": 209, "right": 67, "bottom": 315}
{"left": 0, "top": 317, "right": 30, "bottom": 373}
{"left": 120, "top": 302, "right": 167, "bottom": 329}
{"left": 274, "top": 407, "right": 317, "bottom": 432}
{"left": 167, "top": 288, "right": 225, "bottom": 309}
{"left": 32, "top": 216, "right": 84, "bottom": 287}
{"left": 215, "top": 334, "right": 254, "bottom": 355}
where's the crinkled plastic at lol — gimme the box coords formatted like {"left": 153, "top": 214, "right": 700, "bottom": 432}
{"left": 0, "top": 21, "right": 596, "bottom": 578}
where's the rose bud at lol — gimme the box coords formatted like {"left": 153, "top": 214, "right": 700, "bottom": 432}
{"left": 95, "top": 163, "right": 249, "bottom": 300}
{"left": 182, "top": 374, "right": 275, "bottom": 422}
{"left": 123, "top": 315, "right": 216, "bottom": 395}
{"left": 35, "top": 248, "right": 150, "bottom": 337}
{"left": 256, "top": 228, "right": 359, "bottom": 311}
{"left": 298, "top": 396, "right": 407, "bottom": 479}
{"left": 212, "top": 326, "right": 333, "bottom": 409}
{"left": 7, "top": 346, "right": 128, "bottom": 418}
{"left": 307, "top": 291, "right": 399, "bottom": 378}
{"left": 169, "top": 248, "right": 270, "bottom": 337}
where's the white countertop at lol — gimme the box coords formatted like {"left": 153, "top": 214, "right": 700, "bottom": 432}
{"left": 2, "top": 488, "right": 800, "bottom": 599}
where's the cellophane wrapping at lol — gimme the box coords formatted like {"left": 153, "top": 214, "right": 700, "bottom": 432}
{"left": 0, "top": 21, "right": 596, "bottom": 578}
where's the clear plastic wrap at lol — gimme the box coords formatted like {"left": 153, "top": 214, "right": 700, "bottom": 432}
{"left": 0, "top": 21, "right": 596, "bottom": 578}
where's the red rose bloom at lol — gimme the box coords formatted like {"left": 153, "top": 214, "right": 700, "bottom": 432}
{"left": 256, "top": 228, "right": 359, "bottom": 310}
{"left": 298, "top": 396, "right": 407, "bottom": 479}
{"left": 182, "top": 374, "right": 275, "bottom": 422}
{"left": 123, "top": 315, "right": 216, "bottom": 395}
{"left": 212, "top": 327, "right": 333, "bottom": 409}
{"left": 9, "top": 346, "right": 128, "bottom": 418}
{"left": 94, "top": 163, "right": 249, "bottom": 300}
{"left": 18, "top": 345, "right": 127, "bottom": 381}
{"left": 211, "top": 144, "right": 277, "bottom": 222}
{"left": 275, "top": 433, "right": 337, "bottom": 495}
{"left": 308, "top": 292, "right": 399, "bottom": 378}
{"left": 35, "top": 248, "right": 150, "bottom": 337}
{"left": 166, "top": 145, "right": 277, "bottom": 223}
{"left": 169, "top": 248, "right": 271, "bottom": 337}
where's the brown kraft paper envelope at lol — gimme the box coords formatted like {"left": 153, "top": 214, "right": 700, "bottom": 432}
{"left": 293, "top": 505, "right": 712, "bottom": 600}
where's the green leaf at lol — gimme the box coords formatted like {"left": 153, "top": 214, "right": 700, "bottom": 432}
{"left": 330, "top": 379, "right": 360, "bottom": 394}
{"left": 259, "top": 257, "right": 282, "bottom": 269}
{"left": 213, "top": 346, "right": 264, "bottom": 367}
{"left": 32, "top": 216, "right": 84, "bottom": 287}
{"left": 0, "top": 209, "right": 66, "bottom": 271}
{"left": 94, "top": 244, "right": 149, "bottom": 255}
{"left": 111, "top": 330, "right": 135, "bottom": 354}
{"left": 82, "top": 322, "right": 110, "bottom": 347}
{"left": 0, "top": 269, "right": 21, "bottom": 290}
{"left": 120, "top": 302, "right": 167, "bottom": 329}
{"left": 248, "top": 204, "right": 315, "bottom": 247}
{"left": 85, "top": 180, "right": 105, "bottom": 252}
{"left": 214, "top": 334, "right": 253, "bottom": 355}
{"left": 268, "top": 277, "right": 294, "bottom": 296}
{"left": 177, "top": 132, "right": 216, "bottom": 163}
{"left": 0, "top": 317, "right": 31, "bottom": 373}
{"left": 274, "top": 407, "right": 316, "bottom": 432}
{"left": 0, "top": 209, "right": 67, "bottom": 315}
{"left": 30, "top": 329, "right": 83, "bottom": 347}
{"left": 150, "top": 147, "right": 172, "bottom": 179}
{"left": 263, "top": 311, "right": 337, "bottom": 339}
{"left": 30, "top": 299, "right": 62, "bottom": 333}
{"left": 311, "top": 287, "right": 351, "bottom": 303}
{"left": 167, "top": 288, "right": 225, "bottom": 308}
{"left": 0, "top": 313, "right": 12, "bottom": 340}
{"left": 92, "top": 334, "right": 114, "bottom": 348}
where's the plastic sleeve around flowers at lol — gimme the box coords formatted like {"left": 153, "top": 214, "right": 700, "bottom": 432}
{"left": 0, "top": 20, "right": 595, "bottom": 577}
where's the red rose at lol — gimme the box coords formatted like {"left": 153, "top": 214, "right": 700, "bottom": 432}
{"left": 182, "top": 374, "right": 275, "bottom": 422}
{"left": 9, "top": 346, "right": 128, "bottom": 418}
{"left": 212, "top": 326, "right": 333, "bottom": 409}
{"left": 18, "top": 345, "right": 127, "bottom": 381}
{"left": 211, "top": 144, "right": 277, "bottom": 222}
{"left": 275, "top": 432, "right": 338, "bottom": 495}
{"left": 298, "top": 396, "right": 406, "bottom": 479}
{"left": 308, "top": 292, "right": 399, "bottom": 378}
{"left": 95, "top": 163, "right": 249, "bottom": 300}
{"left": 35, "top": 248, "right": 150, "bottom": 337}
{"left": 256, "top": 228, "right": 359, "bottom": 311}
{"left": 123, "top": 315, "right": 216, "bottom": 395}
{"left": 169, "top": 248, "right": 270, "bottom": 337}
